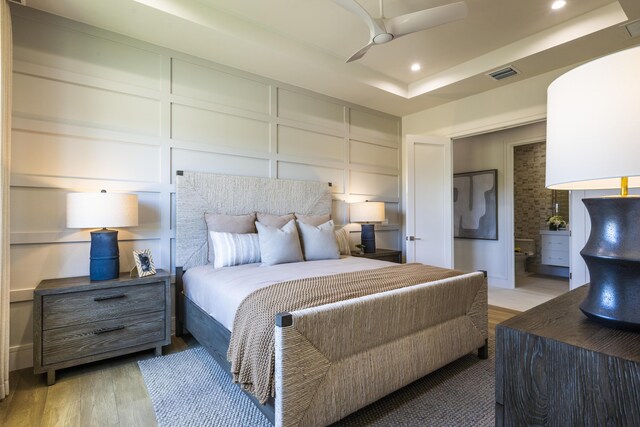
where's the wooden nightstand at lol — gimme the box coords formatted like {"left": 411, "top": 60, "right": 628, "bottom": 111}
{"left": 351, "top": 248, "right": 402, "bottom": 263}
{"left": 496, "top": 285, "right": 640, "bottom": 425}
{"left": 33, "top": 270, "right": 171, "bottom": 385}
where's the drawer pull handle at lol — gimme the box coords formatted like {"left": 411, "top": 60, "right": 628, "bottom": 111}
{"left": 94, "top": 294, "right": 126, "bottom": 302}
{"left": 93, "top": 325, "right": 125, "bottom": 335}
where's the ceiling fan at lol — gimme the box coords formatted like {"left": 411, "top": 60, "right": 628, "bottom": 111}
{"left": 335, "top": 0, "right": 468, "bottom": 63}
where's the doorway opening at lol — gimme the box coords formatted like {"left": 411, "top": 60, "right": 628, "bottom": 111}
{"left": 506, "top": 140, "right": 569, "bottom": 310}
{"left": 451, "top": 122, "right": 572, "bottom": 312}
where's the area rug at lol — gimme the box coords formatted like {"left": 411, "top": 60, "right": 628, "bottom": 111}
{"left": 139, "top": 343, "right": 494, "bottom": 426}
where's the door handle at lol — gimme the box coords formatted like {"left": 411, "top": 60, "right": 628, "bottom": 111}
{"left": 406, "top": 236, "right": 422, "bottom": 241}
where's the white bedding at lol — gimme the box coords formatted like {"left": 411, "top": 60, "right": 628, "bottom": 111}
{"left": 183, "top": 256, "right": 395, "bottom": 331}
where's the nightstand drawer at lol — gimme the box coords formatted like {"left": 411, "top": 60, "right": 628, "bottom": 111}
{"left": 43, "top": 282, "right": 165, "bottom": 330}
{"left": 42, "top": 311, "right": 166, "bottom": 365}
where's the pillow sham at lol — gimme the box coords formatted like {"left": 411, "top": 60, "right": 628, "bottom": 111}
{"left": 256, "top": 212, "right": 295, "bottom": 228}
{"left": 297, "top": 219, "right": 340, "bottom": 261}
{"left": 205, "top": 212, "right": 257, "bottom": 264}
{"left": 295, "top": 213, "right": 331, "bottom": 226}
{"left": 210, "top": 231, "right": 261, "bottom": 268}
{"left": 256, "top": 219, "right": 304, "bottom": 266}
{"left": 334, "top": 227, "right": 351, "bottom": 255}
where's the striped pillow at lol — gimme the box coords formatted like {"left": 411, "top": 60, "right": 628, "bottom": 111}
{"left": 210, "top": 231, "right": 261, "bottom": 269}
{"left": 335, "top": 227, "right": 351, "bottom": 255}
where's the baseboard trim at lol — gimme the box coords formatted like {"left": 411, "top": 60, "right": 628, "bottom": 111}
{"left": 10, "top": 343, "right": 33, "bottom": 372}
{"left": 487, "top": 276, "right": 513, "bottom": 289}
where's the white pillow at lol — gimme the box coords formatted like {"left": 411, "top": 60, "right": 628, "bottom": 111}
{"left": 210, "top": 231, "right": 261, "bottom": 268}
{"left": 335, "top": 227, "right": 351, "bottom": 255}
{"left": 255, "top": 219, "right": 304, "bottom": 266}
{"left": 297, "top": 220, "right": 340, "bottom": 261}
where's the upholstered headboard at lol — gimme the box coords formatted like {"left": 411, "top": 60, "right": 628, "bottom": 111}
{"left": 175, "top": 171, "right": 332, "bottom": 270}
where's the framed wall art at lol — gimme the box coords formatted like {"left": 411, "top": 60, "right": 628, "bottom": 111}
{"left": 453, "top": 169, "right": 498, "bottom": 240}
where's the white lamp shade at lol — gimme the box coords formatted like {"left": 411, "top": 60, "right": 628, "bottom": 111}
{"left": 546, "top": 46, "right": 640, "bottom": 190}
{"left": 67, "top": 192, "right": 139, "bottom": 229}
{"left": 350, "top": 201, "right": 385, "bottom": 223}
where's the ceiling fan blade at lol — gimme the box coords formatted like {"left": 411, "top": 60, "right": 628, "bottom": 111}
{"left": 346, "top": 42, "right": 374, "bottom": 63}
{"left": 333, "top": 0, "right": 386, "bottom": 38}
{"left": 384, "top": 1, "right": 468, "bottom": 38}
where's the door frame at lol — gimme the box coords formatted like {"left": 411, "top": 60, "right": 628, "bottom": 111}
{"left": 504, "top": 136, "right": 548, "bottom": 288}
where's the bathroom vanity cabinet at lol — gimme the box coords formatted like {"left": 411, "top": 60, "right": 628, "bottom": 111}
{"left": 540, "top": 230, "right": 570, "bottom": 267}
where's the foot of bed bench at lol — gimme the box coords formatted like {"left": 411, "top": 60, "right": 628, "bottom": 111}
{"left": 478, "top": 338, "right": 489, "bottom": 359}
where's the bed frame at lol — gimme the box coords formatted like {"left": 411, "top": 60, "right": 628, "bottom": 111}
{"left": 175, "top": 267, "right": 276, "bottom": 420}
{"left": 174, "top": 171, "right": 488, "bottom": 426}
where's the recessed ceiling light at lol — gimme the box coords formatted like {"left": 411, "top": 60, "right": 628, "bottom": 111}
{"left": 551, "top": 0, "right": 566, "bottom": 10}
{"left": 411, "top": 63, "right": 421, "bottom": 72}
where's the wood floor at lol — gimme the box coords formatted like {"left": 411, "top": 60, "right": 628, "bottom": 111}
{"left": 0, "top": 307, "right": 518, "bottom": 427}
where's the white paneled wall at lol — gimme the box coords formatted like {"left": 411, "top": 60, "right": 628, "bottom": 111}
{"left": 9, "top": 7, "right": 402, "bottom": 370}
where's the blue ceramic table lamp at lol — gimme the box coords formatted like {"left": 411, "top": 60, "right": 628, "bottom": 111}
{"left": 350, "top": 201, "right": 385, "bottom": 253}
{"left": 67, "top": 190, "right": 139, "bottom": 281}
{"left": 546, "top": 46, "right": 640, "bottom": 330}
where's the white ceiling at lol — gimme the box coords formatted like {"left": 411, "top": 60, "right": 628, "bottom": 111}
{"left": 21, "top": 0, "right": 640, "bottom": 116}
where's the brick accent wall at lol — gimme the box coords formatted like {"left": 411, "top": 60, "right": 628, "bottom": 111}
{"left": 514, "top": 142, "right": 569, "bottom": 270}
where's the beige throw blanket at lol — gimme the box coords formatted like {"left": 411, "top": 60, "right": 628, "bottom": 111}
{"left": 227, "top": 263, "right": 464, "bottom": 404}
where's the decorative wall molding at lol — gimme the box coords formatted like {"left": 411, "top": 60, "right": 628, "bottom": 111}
{"left": 9, "top": 7, "right": 402, "bottom": 371}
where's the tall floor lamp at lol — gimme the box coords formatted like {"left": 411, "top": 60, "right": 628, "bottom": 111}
{"left": 67, "top": 190, "right": 139, "bottom": 281}
{"left": 350, "top": 201, "right": 385, "bottom": 253}
{"left": 546, "top": 45, "right": 640, "bottom": 330}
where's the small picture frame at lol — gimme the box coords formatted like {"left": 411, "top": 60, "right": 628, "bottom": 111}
{"left": 132, "top": 249, "right": 156, "bottom": 278}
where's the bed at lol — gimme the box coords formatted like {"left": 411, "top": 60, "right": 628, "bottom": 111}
{"left": 175, "top": 171, "right": 488, "bottom": 426}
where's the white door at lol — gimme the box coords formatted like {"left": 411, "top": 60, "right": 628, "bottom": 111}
{"left": 406, "top": 135, "right": 453, "bottom": 267}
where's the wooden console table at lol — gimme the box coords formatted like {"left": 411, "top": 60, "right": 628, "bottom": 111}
{"left": 496, "top": 285, "right": 640, "bottom": 426}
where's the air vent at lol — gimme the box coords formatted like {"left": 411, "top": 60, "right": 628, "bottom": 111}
{"left": 488, "top": 66, "right": 519, "bottom": 81}
{"left": 625, "top": 19, "right": 640, "bottom": 38}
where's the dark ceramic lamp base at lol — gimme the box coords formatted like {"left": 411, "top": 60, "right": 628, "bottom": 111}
{"left": 90, "top": 229, "right": 120, "bottom": 281}
{"left": 580, "top": 197, "right": 640, "bottom": 331}
{"left": 360, "top": 223, "right": 376, "bottom": 254}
